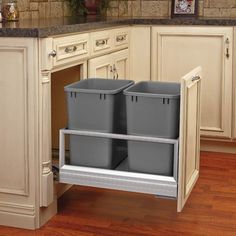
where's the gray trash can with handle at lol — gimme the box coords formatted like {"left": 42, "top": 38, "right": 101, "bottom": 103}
{"left": 123, "top": 81, "right": 180, "bottom": 175}
{"left": 65, "top": 78, "right": 134, "bottom": 169}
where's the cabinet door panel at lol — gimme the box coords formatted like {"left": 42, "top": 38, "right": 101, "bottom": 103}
{"left": 178, "top": 67, "right": 201, "bottom": 212}
{"left": 113, "top": 49, "right": 129, "bottom": 80}
{"left": 88, "top": 54, "right": 113, "bottom": 79}
{"left": 152, "top": 27, "right": 233, "bottom": 138}
{"left": 0, "top": 38, "right": 37, "bottom": 228}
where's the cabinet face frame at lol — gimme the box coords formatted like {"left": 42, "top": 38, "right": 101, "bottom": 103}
{"left": 39, "top": 38, "right": 88, "bottom": 209}
{"left": 151, "top": 26, "right": 233, "bottom": 139}
{"left": 130, "top": 26, "right": 151, "bottom": 82}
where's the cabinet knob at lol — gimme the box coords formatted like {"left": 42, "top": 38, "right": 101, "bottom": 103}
{"left": 49, "top": 50, "right": 57, "bottom": 58}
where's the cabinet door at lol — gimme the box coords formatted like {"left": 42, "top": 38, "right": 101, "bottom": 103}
{"left": 112, "top": 49, "right": 129, "bottom": 80}
{"left": 88, "top": 54, "right": 113, "bottom": 79}
{"left": 0, "top": 38, "right": 38, "bottom": 228}
{"left": 152, "top": 27, "right": 233, "bottom": 139}
{"left": 178, "top": 67, "right": 202, "bottom": 212}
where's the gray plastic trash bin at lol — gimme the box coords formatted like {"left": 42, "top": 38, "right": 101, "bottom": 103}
{"left": 123, "top": 81, "right": 180, "bottom": 176}
{"left": 123, "top": 81, "right": 180, "bottom": 139}
{"left": 65, "top": 78, "right": 134, "bottom": 169}
{"left": 127, "top": 141, "right": 174, "bottom": 176}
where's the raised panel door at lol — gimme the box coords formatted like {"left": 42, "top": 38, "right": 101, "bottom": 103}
{"left": 88, "top": 54, "right": 113, "bottom": 79}
{"left": 112, "top": 49, "right": 129, "bottom": 80}
{"left": 178, "top": 67, "right": 202, "bottom": 212}
{"left": 152, "top": 26, "right": 233, "bottom": 139}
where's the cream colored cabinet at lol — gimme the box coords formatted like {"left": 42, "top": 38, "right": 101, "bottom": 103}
{"left": 0, "top": 38, "right": 40, "bottom": 229}
{"left": 88, "top": 49, "right": 129, "bottom": 80}
{"left": 59, "top": 67, "right": 202, "bottom": 212}
{"left": 152, "top": 26, "right": 233, "bottom": 139}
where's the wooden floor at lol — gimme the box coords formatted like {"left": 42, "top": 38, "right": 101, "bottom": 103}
{"left": 1, "top": 151, "right": 236, "bottom": 236}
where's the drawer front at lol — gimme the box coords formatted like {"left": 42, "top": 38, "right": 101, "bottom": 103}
{"left": 113, "top": 28, "right": 129, "bottom": 49}
{"left": 90, "top": 30, "right": 113, "bottom": 56}
{"left": 53, "top": 34, "right": 89, "bottom": 67}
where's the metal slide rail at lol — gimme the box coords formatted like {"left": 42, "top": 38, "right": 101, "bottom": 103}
{"left": 59, "top": 128, "right": 179, "bottom": 198}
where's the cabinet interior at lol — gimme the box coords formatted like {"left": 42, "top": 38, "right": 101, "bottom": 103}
{"left": 51, "top": 65, "right": 81, "bottom": 171}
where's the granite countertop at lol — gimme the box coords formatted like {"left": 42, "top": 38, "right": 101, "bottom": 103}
{"left": 1, "top": 16, "right": 236, "bottom": 38}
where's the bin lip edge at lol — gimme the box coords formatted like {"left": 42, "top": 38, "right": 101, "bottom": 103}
{"left": 123, "top": 81, "right": 180, "bottom": 99}
{"left": 123, "top": 91, "right": 180, "bottom": 99}
{"left": 64, "top": 79, "right": 134, "bottom": 95}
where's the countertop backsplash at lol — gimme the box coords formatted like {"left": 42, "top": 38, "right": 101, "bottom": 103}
{"left": 15, "top": 0, "right": 236, "bottom": 20}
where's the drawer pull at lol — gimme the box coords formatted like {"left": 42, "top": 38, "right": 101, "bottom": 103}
{"left": 192, "top": 75, "right": 201, "bottom": 82}
{"left": 225, "top": 38, "right": 230, "bottom": 59}
{"left": 49, "top": 50, "right": 57, "bottom": 58}
{"left": 116, "top": 35, "right": 126, "bottom": 42}
{"left": 65, "top": 46, "right": 77, "bottom": 53}
{"left": 96, "top": 39, "right": 107, "bottom": 47}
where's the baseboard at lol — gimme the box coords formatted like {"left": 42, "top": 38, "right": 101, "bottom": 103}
{"left": 0, "top": 210, "right": 36, "bottom": 230}
{"left": 200, "top": 140, "right": 236, "bottom": 154}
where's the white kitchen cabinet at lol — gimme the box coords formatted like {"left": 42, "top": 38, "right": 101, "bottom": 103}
{"left": 152, "top": 26, "right": 233, "bottom": 139}
{"left": 0, "top": 38, "right": 40, "bottom": 229}
{"left": 59, "top": 67, "right": 202, "bottom": 212}
{"left": 88, "top": 49, "right": 129, "bottom": 80}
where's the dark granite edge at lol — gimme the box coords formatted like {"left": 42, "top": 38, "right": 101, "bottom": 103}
{"left": 37, "top": 19, "right": 133, "bottom": 38}
{"left": 1, "top": 17, "right": 236, "bottom": 38}
{"left": 131, "top": 18, "right": 236, "bottom": 26}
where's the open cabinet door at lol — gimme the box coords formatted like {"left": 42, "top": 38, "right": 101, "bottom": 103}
{"left": 177, "top": 67, "right": 202, "bottom": 212}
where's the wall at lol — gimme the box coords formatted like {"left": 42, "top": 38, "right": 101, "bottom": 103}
{"left": 18, "top": 0, "right": 71, "bottom": 19}
{"left": 16, "top": 0, "right": 236, "bottom": 19}
{"left": 107, "top": 0, "right": 236, "bottom": 18}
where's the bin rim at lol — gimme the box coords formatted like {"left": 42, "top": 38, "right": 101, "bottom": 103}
{"left": 65, "top": 78, "right": 134, "bottom": 95}
{"left": 123, "top": 81, "right": 180, "bottom": 99}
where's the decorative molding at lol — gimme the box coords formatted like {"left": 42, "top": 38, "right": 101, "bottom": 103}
{"left": 0, "top": 202, "right": 35, "bottom": 216}
{"left": 42, "top": 70, "right": 50, "bottom": 84}
{"left": 39, "top": 69, "right": 54, "bottom": 207}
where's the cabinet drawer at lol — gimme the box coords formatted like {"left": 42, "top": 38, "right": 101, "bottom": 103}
{"left": 90, "top": 30, "right": 112, "bottom": 56}
{"left": 113, "top": 28, "right": 129, "bottom": 49}
{"left": 53, "top": 34, "right": 89, "bottom": 67}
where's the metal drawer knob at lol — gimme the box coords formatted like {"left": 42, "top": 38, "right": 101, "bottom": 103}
{"left": 49, "top": 50, "right": 57, "bottom": 58}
